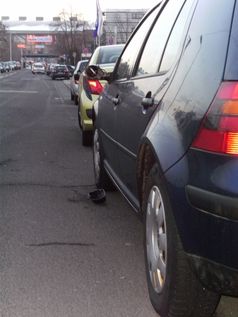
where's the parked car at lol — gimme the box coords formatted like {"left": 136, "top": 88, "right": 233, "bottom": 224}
{"left": 89, "top": 0, "right": 238, "bottom": 316}
{"left": 46, "top": 63, "right": 57, "bottom": 76}
{"left": 32, "top": 62, "right": 45, "bottom": 74}
{"left": 70, "top": 59, "right": 88, "bottom": 105}
{"left": 78, "top": 44, "right": 124, "bottom": 146}
{"left": 0, "top": 63, "right": 5, "bottom": 73}
{"left": 66, "top": 64, "right": 75, "bottom": 77}
{"left": 51, "top": 64, "right": 70, "bottom": 80}
{"left": 3, "top": 62, "right": 10, "bottom": 72}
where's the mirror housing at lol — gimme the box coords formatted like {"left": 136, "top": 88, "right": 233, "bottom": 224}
{"left": 74, "top": 73, "right": 80, "bottom": 81}
{"left": 85, "top": 65, "right": 111, "bottom": 82}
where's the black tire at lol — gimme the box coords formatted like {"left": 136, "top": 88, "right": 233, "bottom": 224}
{"left": 77, "top": 104, "right": 82, "bottom": 128}
{"left": 70, "top": 91, "right": 74, "bottom": 101}
{"left": 74, "top": 95, "right": 78, "bottom": 105}
{"left": 82, "top": 130, "right": 92, "bottom": 146}
{"left": 92, "top": 128, "right": 115, "bottom": 191}
{"left": 143, "top": 164, "right": 220, "bottom": 317}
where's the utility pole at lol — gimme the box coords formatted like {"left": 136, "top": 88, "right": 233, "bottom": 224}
{"left": 9, "top": 32, "right": 12, "bottom": 61}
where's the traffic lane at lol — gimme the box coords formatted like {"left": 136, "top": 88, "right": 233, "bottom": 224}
{"left": 0, "top": 185, "right": 158, "bottom": 316}
{"left": 0, "top": 70, "right": 56, "bottom": 141}
{"left": 0, "top": 71, "right": 158, "bottom": 317}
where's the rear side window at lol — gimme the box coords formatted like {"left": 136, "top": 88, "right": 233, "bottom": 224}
{"left": 225, "top": 2, "right": 238, "bottom": 80}
{"left": 136, "top": 0, "right": 186, "bottom": 76}
{"left": 115, "top": 5, "right": 161, "bottom": 80}
{"left": 159, "top": 0, "right": 196, "bottom": 73}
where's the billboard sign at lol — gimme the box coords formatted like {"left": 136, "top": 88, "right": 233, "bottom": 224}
{"left": 17, "top": 44, "right": 26, "bottom": 48}
{"left": 27, "top": 35, "right": 53, "bottom": 44}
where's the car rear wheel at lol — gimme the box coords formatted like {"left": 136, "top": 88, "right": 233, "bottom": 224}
{"left": 82, "top": 130, "right": 92, "bottom": 146}
{"left": 74, "top": 95, "right": 78, "bottom": 105}
{"left": 143, "top": 164, "right": 220, "bottom": 317}
{"left": 93, "top": 128, "right": 115, "bottom": 191}
{"left": 77, "top": 105, "right": 82, "bottom": 128}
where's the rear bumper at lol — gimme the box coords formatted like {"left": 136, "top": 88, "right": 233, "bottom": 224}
{"left": 164, "top": 153, "right": 238, "bottom": 296}
{"left": 188, "top": 253, "right": 238, "bottom": 296}
{"left": 186, "top": 185, "right": 238, "bottom": 220}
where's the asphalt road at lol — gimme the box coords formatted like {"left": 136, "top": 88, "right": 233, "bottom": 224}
{"left": 0, "top": 69, "right": 237, "bottom": 317}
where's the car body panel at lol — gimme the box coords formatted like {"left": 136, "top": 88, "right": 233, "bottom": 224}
{"left": 70, "top": 60, "right": 88, "bottom": 100}
{"left": 78, "top": 45, "right": 124, "bottom": 133}
{"left": 94, "top": 0, "right": 238, "bottom": 296}
{"left": 32, "top": 62, "right": 45, "bottom": 74}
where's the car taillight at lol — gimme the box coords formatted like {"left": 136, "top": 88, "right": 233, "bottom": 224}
{"left": 192, "top": 81, "right": 238, "bottom": 156}
{"left": 87, "top": 79, "right": 103, "bottom": 95}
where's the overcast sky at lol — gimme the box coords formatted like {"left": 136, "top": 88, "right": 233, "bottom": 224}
{"left": 2, "top": 0, "right": 159, "bottom": 22}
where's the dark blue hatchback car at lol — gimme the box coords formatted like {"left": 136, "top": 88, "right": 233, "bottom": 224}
{"left": 88, "top": 0, "right": 238, "bottom": 316}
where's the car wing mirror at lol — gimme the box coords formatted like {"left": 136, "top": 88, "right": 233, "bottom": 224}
{"left": 85, "top": 65, "right": 111, "bottom": 82}
{"left": 74, "top": 73, "right": 80, "bottom": 81}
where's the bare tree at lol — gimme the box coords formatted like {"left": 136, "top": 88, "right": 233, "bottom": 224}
{"left": 52, "top": 11, "right": 93, "bottom": 65}
{"left": 0, "top": 22, "right": 9, "bottom": 60}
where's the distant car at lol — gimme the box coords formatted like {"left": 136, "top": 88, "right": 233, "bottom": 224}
{"left": 90, "top": 1, "right": 238, "bottom": 317}
{"left": 78, "top": 44, "right": 124, "bottom": 145}
{"left": 32, "top": 62, "right": 45, "bottom": 74}
{"left": 3, "top": 62, "right": 10, "bottom": 72}
{"left": 0, "top": 63, "right": 5, "bottom": 73}
{"left": 70, "top": 60, "right": 88, "bottom": 105}
{"left": 51, "top": 65, "right": 70, "bottom": 80}
{"left": 45, "top": 63, "right": 58, "bottom": 76}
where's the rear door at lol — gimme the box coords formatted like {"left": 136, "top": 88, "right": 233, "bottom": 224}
{"left": 113, "top": 0, "right": 197, "bottom": 206}
{"left": 97, "top": 5, "right": 162, "bottom": 177}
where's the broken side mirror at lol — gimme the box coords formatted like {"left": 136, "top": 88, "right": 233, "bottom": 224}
{"left": 85, "top": 65, "right": 111, "bottom": 82}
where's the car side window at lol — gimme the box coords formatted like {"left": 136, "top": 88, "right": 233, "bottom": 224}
{"left": 136, "top": 0, "right": 186, "bottom": 77}
{"left": 115, "top": 5, "right": 161, "bottom": 80}
{"left": 159, "top": 0, "right": 196, "bottom": 73}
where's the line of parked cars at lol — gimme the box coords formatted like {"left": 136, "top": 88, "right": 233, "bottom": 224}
{"left": 70, "top": 44, "right": 124, "bottom": 145}
{"left": 71, "top": 0, "right": 238, "bottom": 317}
{"left": 31, "top": 62, "right": 73, "bottom": 80}
{"left": 0, "top": 61, "right": 21, "bottom": 73}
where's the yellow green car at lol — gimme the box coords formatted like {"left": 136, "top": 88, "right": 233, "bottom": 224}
{"left": 77, "top": 44, "right": 124, "bottom": 146}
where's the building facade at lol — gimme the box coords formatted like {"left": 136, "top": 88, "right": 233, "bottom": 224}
{"left": 0, "top": 16, "right": 94, "bottom": 64}
{"left": 102, "top": 9, "right": 147, "bottom": 45}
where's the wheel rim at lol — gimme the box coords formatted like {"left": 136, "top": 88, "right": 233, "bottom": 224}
{"left": 93, "top": 129, "right": 100, "bottom": 182}
{"left": 146, "top": 185, "right": 167, "bottom": 293}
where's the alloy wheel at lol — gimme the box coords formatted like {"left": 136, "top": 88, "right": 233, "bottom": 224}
{"left": 93, "top": 129, "right": 100, "bottom": 182}
{"left": 146, "top": 185, "right": 167, "bottom": 293}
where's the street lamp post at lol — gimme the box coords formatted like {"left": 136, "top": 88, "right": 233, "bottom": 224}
{"left": 9, "top": 32, "right": 12, "bottom": 61}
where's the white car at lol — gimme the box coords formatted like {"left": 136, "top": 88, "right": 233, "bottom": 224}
{"left": 32, "top": 62, "right": 45, "bottom": 74}
{"left": 70, "top": 59, "right": 88, "bottom": 105}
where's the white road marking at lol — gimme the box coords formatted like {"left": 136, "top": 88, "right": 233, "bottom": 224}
{"left": 0, "top": 90, "right": 38, "bottom": 94}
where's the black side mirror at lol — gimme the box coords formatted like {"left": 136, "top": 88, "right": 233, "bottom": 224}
{"left": 74, "top": 73, "right": 79, "bottom": 81}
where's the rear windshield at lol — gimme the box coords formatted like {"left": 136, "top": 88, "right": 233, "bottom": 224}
{"left": 56, "top": 66, "right": 66, "bottom": 71}
{"left": 225, "top": 2, "right": 238, "bottom": 80}
{"left": 97, "top": 46, "right": 123, "bottom": 64}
